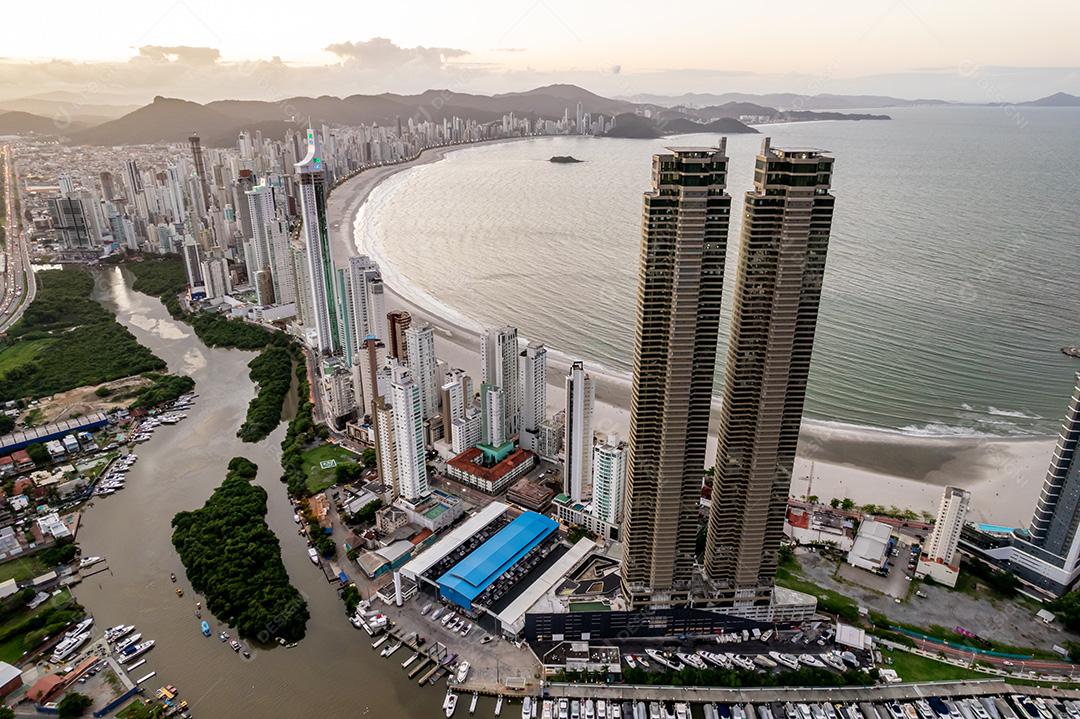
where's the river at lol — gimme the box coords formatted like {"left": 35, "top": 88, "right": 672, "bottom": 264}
{"left": 74, "top": 266, "right": 445, "bottom": 718}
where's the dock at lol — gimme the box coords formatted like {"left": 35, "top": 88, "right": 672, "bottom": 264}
{"left": 370, "top": 623, "right": 450, "bottom": 686}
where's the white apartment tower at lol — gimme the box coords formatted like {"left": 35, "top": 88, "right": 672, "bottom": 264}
{"left": 519, "top": 343, "right": 547, "bottom": 452}
{"left": 405, "top": 323, "right": 439, "bottom": 421}
{"left": 916, "top": 486, "right": 971, "bottom": 587}
{"left": 480, "top": 326, "right": 520, "bottom": 441}
{"left": 593, "top": 440, "right": 628, "bottom": 526}
{"left": 389, "top": 362, "right": 429, "bottom": 502}
{"left": 563, "top": 361, "right": 595, "bottom": 501}
{"left": 480, "top": 383, "right": 507, "bottom": 447}
{"left": 348, "top": 255, "right": 387, "bottom": 344}
{"left": 246, "top": 183, "right": 295, "bottom": 305}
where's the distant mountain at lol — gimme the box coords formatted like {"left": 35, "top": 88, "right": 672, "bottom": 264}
{"left": 606, "top": 112, "right": 757, "bottom": 138}
{"left": 624, "top": 91, "right": 946, "bottom": 110}
{"left": 70, "top": 86, "right": 638, "bottom": 147}
{"left": 1017, "top": 92, "right": 1080, "bottom": 107}
{"left": 0, "top": 110, "right": 89, "bottom": 135}
{"left": 68, "top": 84, "right": 892, "bottom": 147}
{"left": 0, "top": 95, "right": 140, "bottom": 122}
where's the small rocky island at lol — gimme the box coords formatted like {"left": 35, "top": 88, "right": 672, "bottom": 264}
{"left": 549, "top": 155, "right": 583, "bottom": 163}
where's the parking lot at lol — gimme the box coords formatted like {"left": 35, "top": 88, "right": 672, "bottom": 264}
{"left": 838, "top": 540, "right": 919, "bottom": 599}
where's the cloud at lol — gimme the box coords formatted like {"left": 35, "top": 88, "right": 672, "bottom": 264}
{"left": 135, "top": 45, "right": 222, "bottom": 65}
{"left": 325, "top": 37, "right": 469, "bottom": 69}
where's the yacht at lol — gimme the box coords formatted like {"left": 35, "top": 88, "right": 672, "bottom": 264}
{"left": 557, "top": 699, "right": 568, "bottom": 719}
{"left": 444, "top": 691, "right": 458, "bottom": 718}
{"left": 585, "top": 700, "right": 595, "bottom": 719}
{"left": 597, "top": 700, "right": 607, "bottom": 719}
{"left": 470, "top": 693, "right": 478, "bottom": 715}
{"left": 521, "top": 698, "right": 532, "bottom": 719}
{"left": 50, "top": 632, "right": 91, "bottom": 663}
{"left": 770, "top": 651, "right": 799, "bottom": 670}
{"left": 456, "top": 661, "right": 470, "bottom": 683}
{"left": 624, "top": 654, "right": 637, "bottom": 669}
{"left": 798, "top": 654, "right": 825, "bottom": 668}
{"left": 78, "top": 556, "right": 104, "bottom": 569}
{"left": 650, "top": 703, "right": 662, "bottom": 719}
{"left": 120, "top": 640, "right": 156, "bottom": 663}
{"left": 676, "top": 705, "right": 690, "bottom": 719}
{"left": 676, "top": 652, "right": 707, "bottom": 669}
{"left": 66, "top": 617, "right": 94, "bottom": 637}
{"left": 308, "top": 547, "right": 320, "bottom": 564}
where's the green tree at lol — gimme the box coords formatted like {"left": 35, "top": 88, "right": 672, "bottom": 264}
{"left": 0, "top": 706, "right": 15, "bottom": 719}
{"left": 840, "top": 497, "right": 855, "bottom": 511}
{"left": 829, "top": 497, "right": 841, "bottom": 509}
{"left": 0, "top": 415, "right": 13, "bottom": 434}
{"left": 361, "top": 448, "right": 377, "bottom": 468}
{"left": 58, "top": 692, "right": 93, "bottom": 718}
{"left": 807, "top": 495, "right": 819, "bottom": 504}
{"left": 26, "top": 442, "right": 50, "bottom": 466}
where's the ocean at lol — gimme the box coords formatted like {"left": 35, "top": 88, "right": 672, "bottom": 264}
{"left": 357, "top": 106, "right": 1080, "bottom": 438}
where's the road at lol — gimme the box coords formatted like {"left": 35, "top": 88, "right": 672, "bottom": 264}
{"left": 0, "top": 144, "right": 35, "bottom": 333}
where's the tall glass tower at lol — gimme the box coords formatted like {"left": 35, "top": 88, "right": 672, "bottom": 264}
{"left": 620, "top": 145, "right": 731, "bottom": 609}
{"left": 703, "top": 138, "right": 835, "bottom": 610}
{"left": 295, "top": 128, "right": 340, "bottom": 355}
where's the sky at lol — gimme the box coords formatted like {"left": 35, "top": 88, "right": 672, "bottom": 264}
{"left": 1, "top": 0, "right": 1078, "bottom": 105}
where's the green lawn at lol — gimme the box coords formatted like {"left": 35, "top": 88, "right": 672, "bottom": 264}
{"left": 881, "top": 648, "right": 985, "bottom": 682}
{"left": 776, "top": 560, "right": 861, "bottom": 622}
{"left": 302, "top": 443, "right": 359, "bottom": 494}
{"left": 0, "top": 337, "right": 54, "bottom": 374}
{"left": 0, "top": 588, "right": 77, "bottom": 663}
{"left": 0, "top": 553, "right": 49, "bottom": 584}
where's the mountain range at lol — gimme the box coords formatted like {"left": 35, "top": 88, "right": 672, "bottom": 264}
{"left": 0, "top": 86, "right": 1073, "bottom": 146}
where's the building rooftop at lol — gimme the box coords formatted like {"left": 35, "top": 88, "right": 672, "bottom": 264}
{"left": 399, "top": 501, "right": 508, "bottom": 580}
{"left": 437, "top": 511, "right": 558, "bottom": 610}
{"left": 447, "top": 446, "right": 535, "bottom": 483}
{"left": 494, "top": 538, "right": 595, "bottom": 629}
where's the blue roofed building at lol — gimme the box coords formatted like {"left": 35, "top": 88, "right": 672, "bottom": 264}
{"left": 437, "top": 511, "right": 558, "bottom": 611}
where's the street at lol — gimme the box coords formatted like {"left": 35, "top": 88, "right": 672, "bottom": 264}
{"left": 0, "top": 144, "right": 35, "bottom": 333}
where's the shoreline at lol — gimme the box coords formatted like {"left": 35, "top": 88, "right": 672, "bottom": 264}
{"left": 325, "top": 138, "right": 1056, "bottom": 526}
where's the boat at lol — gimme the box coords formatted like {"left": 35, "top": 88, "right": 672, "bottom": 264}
{"left": 200, "top": 621, "right": 211, "bottom": 637}
{"left": 230, "top": 640, "right": 241, "bottom": 652}
{"left": 381, "top": 640, "right": 402, "bottom": 657}
{"left": 770, "top": 652, "right": 799, "bottom": 670}
{"left": 585, "top": 700, "right": 595, "bottom": 719}
{"left": 371, "top": 635, "right": 389, "bottom": 649}
{"left": 120, "top": 640, "right": 156, "bottom": 663}
{"left": 308, "top": 547, "right": 320, "bottom": 564}
{"left": 66, "top": 617, "right": 94, "bottom": 638}
{"left": 116, "top": 633, "right": 142, "bottom": 652}
{"left": 105, "top": 625, "right": 135, "bottom": 643}
{"left": 219, "top": 631, "right": 228, "bottom": 642}
{"left": 798, "top": 653, "right": 825, "bottom": 668}
{"left": 79, "top": 556, "right": 103, "bottom": 569}
{"left": 445, "top": 691, "right": 458, "bottom": 718}
{"left": 50, "top": 632, "right": 92, "bottom": 663}
{"left": 175, "top": 588, "right": 184, "bottom": 597}
{"left": 456, "top": 661, "right": 471, "bottom": 683}
{"left": 170, "top": 573, "right": 176, "bottom": 582}
{"left": 540, "top": 700, "right": 550, "bottom": 719}
{"left": 523, "top": 697, "right": 532, "bottom": 719}
{"left": 471, "top": 693, "right": 479, "bottom": 714}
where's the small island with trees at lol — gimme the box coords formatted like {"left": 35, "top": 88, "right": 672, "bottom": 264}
{"left": 171, "top": 457, "right": 309, "bottom": 642}
{"left": 549, "top": 155, "right": 583, "bottom": 163}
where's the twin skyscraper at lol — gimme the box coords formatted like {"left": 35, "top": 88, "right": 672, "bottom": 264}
{"left": 621, "top": 138, "right": 835, "bottom": 617}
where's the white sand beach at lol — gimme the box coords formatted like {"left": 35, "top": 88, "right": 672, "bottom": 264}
{"left": 325, "top": 140, "right": 1057, "bottom": 527}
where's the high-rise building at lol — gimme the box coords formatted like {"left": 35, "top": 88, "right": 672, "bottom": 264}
{"left": 295, "top": 128, "right": 340, "bottom": 354}
{"left": 519, "top": 343, "right": 547, "bottom": 452}
{"left": 703, "top": 139, "right": 835, "bottom": 609}
{"left": 480, "top": 383, "right": 507, "bottom": 447}
{"left": 189, "top": 134, "right": 211, "bottom": 213}
{"left": 99, "top": 171, "right": 116, "bottom": 202}
{"left": 1010, "top": 374, "right": 1080, "bottom": 594}
{"left": 182, "top": 237, "right": 203, "bottom": 287}
{"left": 348, "top": 256, "right": 387, "bottom": 344}
{"left": 481, "top": 326, "right": 520, "bottom": 442}
{"left": 620, "top": 145, "right": 732, "bottom": 609}
{"left": 441, "top": 368, "right": 469, "bottom": 443}
{"left": 387, "top": 310, "right": 412, "bottom": 360}
{"left": 916, "top": 486, "right": 970, "bottom": 587}
{"left": 389, "top": 362, "right": 429, "bottom": 502}
{"left": 593, "top": 440, "right": 628, "bottom": 526}
{"left": 201, "top": 256, "right": 232, "bottom": 300}
{"left": 48, "top": 196, "right": 92, "bottom": 250}
{"left": 373, "top": 397, "right": 397, "bottom": 492}
{"left": 563, "top": 361, "right": 595, "bottom": 502}
{"left": 405, "top": 323, "right": 439, "bottom": 421}
{"left": 357, "top": 337, "right": 388, "bottom": 414}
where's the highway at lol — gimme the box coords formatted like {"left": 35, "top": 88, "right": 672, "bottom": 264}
{"left": 0, "top": 143, "right": 35, "bottom": 333}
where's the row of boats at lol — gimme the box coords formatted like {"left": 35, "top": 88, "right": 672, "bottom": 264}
{"left": 105, "top": 621, "right": 156, "bottom": 664}
{"left": 625, "top": 648, "right": 859, "bottom": 673}
{"left": 49, "top": 617, "right": 96, "bottom": 663}
{"left": 441, "top": 696, "right": 1080, "bottom": 719}
{"left": 128, "top": 393, "right": 195, "bottom": 443}
{"left": 92, "top": 451, "right": 138, "bottom": 497}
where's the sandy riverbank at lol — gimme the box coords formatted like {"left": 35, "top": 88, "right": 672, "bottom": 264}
{"left": 325, "top": 138, "right": 1056, "bottom": 527}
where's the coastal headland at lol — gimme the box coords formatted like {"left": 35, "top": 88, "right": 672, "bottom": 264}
{"left": 325, "top": 139, "right": 1054, "bottom": 526}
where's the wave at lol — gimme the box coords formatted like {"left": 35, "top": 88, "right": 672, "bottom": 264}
{"left": 987, "top": 406, "right": 1043, "bottom": 419}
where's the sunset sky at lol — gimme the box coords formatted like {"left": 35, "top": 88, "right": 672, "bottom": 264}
{"left": 3, "top": 0, "right": 1078, "bottom": 103}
